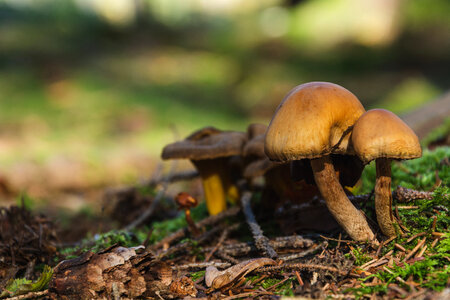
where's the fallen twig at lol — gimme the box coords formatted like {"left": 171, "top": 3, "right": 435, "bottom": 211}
{"left": 4, "top": 290, "right": 48, "bottom": 300}
{"left": 406, "top": 232, "right": 426, "bottom": 243}
{"left": 258, "top": 262, "right": 350, "bottom": 277}
{"left": 347, "top": 186, "right": 439, "bottom": 204}
{"left": 294, "top": 270, "right": 304, "bottom": 286}
{"left": 173, "top": 261, "right": 231, "bottom": 270}
{"left": 204, "top": 235, "right": 313, "bottom": 257}
{"left": 240, "top": 190, "right": 277, "bottom": 259}
{"left": 279, "top": 242, "right": 325, "bottom": 262}
{"left": 404, "top": 237, "right": 426, "bottom": 261}
{"left": 393, "top": 186, "right": 434, "bottom": 202}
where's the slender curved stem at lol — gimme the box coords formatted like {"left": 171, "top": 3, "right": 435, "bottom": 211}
{"left": 375, "top": 158, "right": 401, "bottom": 237}
{"left": 311, "top": 155, "right": 377, "bottom": 243}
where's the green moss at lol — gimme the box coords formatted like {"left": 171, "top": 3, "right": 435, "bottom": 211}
{"left": 190, "top": 270, "right": 206, "bottom": 282}
{"left": 60, "top": 230, "right": 143, "bottom": 258}
{"left": 359, "top": 147, "right": 450, "bottom": 194}
{"left": 345, "top": 247, "right": 373, "bottom": 266}
{"left": 0, "top": 266, "right": 53, "bottom": 298}
{"left": 346, "top": 149, "right": 449, "bottom": 298}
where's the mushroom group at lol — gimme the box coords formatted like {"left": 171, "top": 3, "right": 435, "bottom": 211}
{"left": 160, "top": 81, "right": 422, "bottom": 243}
{"left": 264, "top": 82, "right": 376, "bottom": 243}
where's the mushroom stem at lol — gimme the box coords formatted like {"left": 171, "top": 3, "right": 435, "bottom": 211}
{"left": 310, "top": 155, "right": 376, "bottom": 243}
{"left": 193, "top": 160, "right": 228, "bottom": 215}
{"left": 375, "top": 158, "right": 401, "bottom": 237}
{"left": 185, "top": 209, "right": 201, "bottom": 237}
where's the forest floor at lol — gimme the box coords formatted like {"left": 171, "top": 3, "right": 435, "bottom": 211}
{"left": 0, "top": 143, "right": 448, "bottom": 299}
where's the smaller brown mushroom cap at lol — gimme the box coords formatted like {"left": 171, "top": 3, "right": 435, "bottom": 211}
{"left": 161, "top": 127, "right": 247, "bottom": 160}
{"left": 246, "top": 123, "right": 267, "bottom": 140}
{"left": 243, "top": 134, "right": 266, "bottom": 159}
{"left": 351, "top": 109, "right": 422, "bottom": 163}
{"left": 351, "top": 109, "right": 422, "bottom": 238}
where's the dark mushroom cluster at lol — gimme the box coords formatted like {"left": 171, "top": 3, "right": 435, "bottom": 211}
{"left": 161, "top": 82, "right": 422, "bottom": 243}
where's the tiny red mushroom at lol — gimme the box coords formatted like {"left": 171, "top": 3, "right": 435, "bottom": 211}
{"left": 175, "top": 192, "right": 201, "bottom": 237}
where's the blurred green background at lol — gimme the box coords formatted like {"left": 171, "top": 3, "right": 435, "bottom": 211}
{"left": 0, "top": 0, "right": 448, "bottom": 207}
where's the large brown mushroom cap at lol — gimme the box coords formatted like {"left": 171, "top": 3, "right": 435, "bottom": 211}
{"left": 351, "top": 109, "right": 422, "bottom": 164}
{"left": 265, "top": 82, "right": 365, "bottom": 161}
{"left": 161, "top": 127, "right": 247, "bottom": 161}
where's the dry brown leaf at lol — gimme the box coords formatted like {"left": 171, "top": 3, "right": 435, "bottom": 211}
{"left": 205, "top": 257, "right": 276, "bottom": 290}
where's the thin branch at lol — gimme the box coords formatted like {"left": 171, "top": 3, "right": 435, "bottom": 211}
{"left": 258, "top": 262, "right": 350, "bottom": 277}
{"left": 4, "top": 290, "right": 48, "bottom": 300}
{"left": 173, "top": 261, "right": 231, "bottom": 270}
{"left": 240, "top": 190, "right": 277, "bottom": 259}
{"left": 205, "top": 235, "right": 314, "bottom": 257}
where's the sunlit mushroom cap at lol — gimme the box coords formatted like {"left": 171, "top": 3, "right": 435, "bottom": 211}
{"left": 161, "top": 127, "right": 247, "bottom": 160}
{"left": 265, "top": 82, "right": 366, "bottom": 161}
{"left": 351, "top": 109, "right": 422, "bottom": 164}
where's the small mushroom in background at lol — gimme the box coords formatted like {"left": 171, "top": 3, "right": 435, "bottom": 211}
{"left": 175, "top": 192, "right": 200, "bottom": 237}
{"left": 351, "top": 109, "right": 422, "bottom": 237}
{"left": 242, "top": 124, "right": 293, "bottom": 198}
{"left": 265, "top": 82, "right": 377, "bottom": 243}
{"left": 161, "top": 127, "right": 246, "bottom": 215}
{"left": 243, "top": 124, "right": 319, "bottom": 204}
